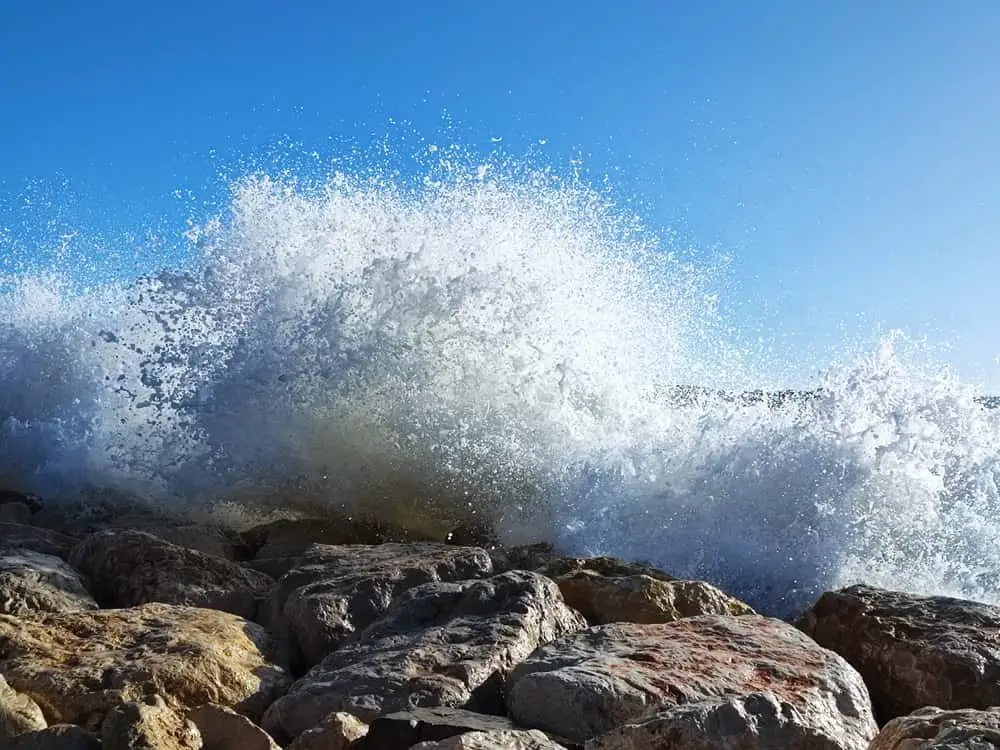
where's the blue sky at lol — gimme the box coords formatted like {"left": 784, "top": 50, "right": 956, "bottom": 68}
{"left": 2, "top": 1, "right": 1000, "bottom": 388}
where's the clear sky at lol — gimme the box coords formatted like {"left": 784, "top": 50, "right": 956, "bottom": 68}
{"left": 2, "top": 1, "right": 999, "bottom": 389}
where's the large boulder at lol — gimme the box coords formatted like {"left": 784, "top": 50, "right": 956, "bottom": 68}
{"left": 286, "top": 712, "right": 368, "bottom": 750}
{"left": 364, "top": 707, "right": 563, "bottom": 750}
{"left": 0, "top": 602, "right": 291, "bottom": 728}
{"left": 263, "top": 571, "right": 586, "bottom": 742}
{"left": 101, "top": 695, "right": 202, "bottom": 750}
{"left": 8, "top": 724, "right": 102, "bottom": 749}
{"left": 0, "top": 674, "right": 47, "bottom": 738}
{"left": 269, "top": 542, "right": 494, "bottom": 669}
{"left": 506, "top": 615, "right": 876, "bottom": 746}
{"left": 870, "top": 706, "right": 1000, "bottom": 749}
{"left": 0, "top": 548, "right": 98, "bottom": 616}
{"left": 0, "top": 523, "right": 78, "bottom": 560}
{"left": 69, "top": 529, "right": 273, "bottom": 620}
{"left": 412, "top": 730, "right": 568, "bottom": 750}
{"left": 188, "top": 704, "right": 282, "bottom": 750}
{"left": 797, "top": 584, "right": 1000, "bottom": 721}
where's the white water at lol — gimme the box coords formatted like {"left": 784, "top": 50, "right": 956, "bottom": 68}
{"left": 2, "top": 160, "right": 999, "bottom": 616}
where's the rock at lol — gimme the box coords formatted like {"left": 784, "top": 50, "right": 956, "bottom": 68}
{"left": 539, "top": 556, "right": 675, "bottom": 583}
{"left": 263, "top": 571, "right": 586, "bottom": 742}
{"left": 796, "top": 584, "right": 1000, "bottom": 721}
{"left": 364, "top": 707, "right": 557, "bottom": 750}
{"left": 586, "top": 692, "right": 869, "bottom": 750}
{"left": 0, "top": 502, "right": 32, "bottom": 524}
{"left": 286, "top": 711, "right": 368, "bottom": 750}
{"left": 490, "top": 543, "right": 557, "bottom": 574}
{"left": 68, "top": 529, "right": 273, "bottom": 619}
{"left": 270, "top": 542, "right": 494, "bottom": 669}
{"left": 0, "top": 602, "right": 291, "bottom": 727}
{"left": 0, "top": 490, "right": 44, "bottom": 513}
{"left": 0, "top": 673, "right": 47, "bottom": 738}
{"left": 554, "top": 570, "right": 754, "bottom": 625}
{"left": 101, "top": 695, "right": 202, "bottom": 749}
{"left": 242, "top": 517, "right": 418, "bottom": 560}
{"left": 154, "top": 524, "right": 245, "bottom": 561}
{"left": 412, "top": 730, "right": 568, "bottom": 750}
{"left": 188, "top": 704, "right": 281, "bottom": 750}
{"left": 870, "top": 706, "right": 1000, "bottom": 749}
{"left": 506, "top": 615, "right": 876, "bottom": 745}
{"left": 0, "top": 548, "right": 98, "bottom": 616}
{"left": 0, "top": 524, "right": 78, "bottom": 560}
{"left": 7, "top": 724, "right": 102, "bottom": 749}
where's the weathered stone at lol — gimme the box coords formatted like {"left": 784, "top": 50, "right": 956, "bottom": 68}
{"left": 555, "top": 570, "right": 754, "bottom": 625}
{"left": 586, "top": 692, "right": 868, "bottom": 750}
{"left": 0, "top": 673, "right": 47, "bottom": 738}
{"left": 0, "top": 490, "right": 44, "bottom": 513}
{"left": 364, "top": 707, "right": 554, "bottom": 750}
{"left": 539, "top": 556, "right": 675, "bottom": 583}
{"left": 263, "top": 571, "right": 586, "bottom": 742}
{"left": 506, "top": 615, "right": 876, "bottom": 745}
{"left": 286, "top": 711, "right": 368, "bottom": 750}
{"left": 8, "top": 724, "right": 102, "bottom": 749}
{"left": 412, "top": 730, "right": 568, "bottom": 750}
{"left": 69, "top": 529, "right": 273, "bottom": 619}
{"left": 490, "top": 543, "right": 557, "bottom": 574}
{"left": 242, "top": 517, "right": 414, "bottom": 561}
{"left": 154, "top": 524, "right": 245, "bottom": 561}
{"left": 0, "top": 602, "right": 291, "bottom": 727}
{"left": 797, "top": 584, "right": 1000, "bottom": 721}
{"left": 101, "top": 695, "right": 202, "bottom": 750}
{"left": 270, "top": 542, "right": 494, "bottom": 669}
{"left": 870, "top": 706, "right": 1000, "bottom": 749}
{"left": 188, "top": 704, "right": 281, "bottom": 750}
{"left": 0, "top": 502, "right": 32, "bottom": 524}
{"left": 0, "top": 548, "right": 98, "bottom": 616}
{"left": 0, "top": 523, "right": 78, "bottom": 560}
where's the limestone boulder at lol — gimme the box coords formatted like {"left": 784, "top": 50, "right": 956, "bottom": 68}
{"left": 0, "top": 602, "right": 291, "bottom": 727}
{"left": 506, "top": 615, "right": 876, "bottom": 746}
{"left": 7, "top": 724, "right": 102, "bottom": 749}
{"left": 539, "top": 556, "right": 675, "bottom": 582}
{"left": 69, "top": 529, "right": 273, "bottom": 619}
{"left": 101, "top": 695, "right": 202, "bottom": 750}
{"left": 263, "top": 571, "right": 586, "bottom": 742}
{"left": 286, "top": 711, "right": 368, "bottom": 750}
{"left": 270, "top": 542, "right": 493, "bottom": 668}
{"left": 797, "top": 584, "right": 1000, "bottom": 721}
{"left": 364, "top": 707, "right": 564, "bottom": 750}
{"left": 0, "top": 673, "right": 47, "bottom": 738}
{"left": 0, "top": 548, "right": 98, "bottom": 616}
{"left": 412, "top": 730, "right": 568, "bottom": 750}
{"left": 188, "top": 704, "right": 281, "bottom": 750}
{"left": 870, "top": 706, "right": 1000, "bottom": 749}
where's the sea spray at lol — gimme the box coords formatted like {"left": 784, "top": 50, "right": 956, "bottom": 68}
{"left": 1, "top": 157, "right": 999, "bottom": 616}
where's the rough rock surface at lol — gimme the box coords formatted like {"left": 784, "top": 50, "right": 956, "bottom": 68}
{"left": 69, "top": 529, "right": 273, "bottom": 619}
{"left": 7, "top": 724, "right": 102, "bottom": 749}
{"left": 188, "top": 704, "right": 281, "bottom": 750}
{"left": 507, "top": 615, "right": 876, "bottom": 745}
{"left": 263, "top": 571, "right": 586, "bottom": 741}
{"left": 586, "top": 692, "right": 869, "bottom": 750}
{"left": 0, "top": 548, "right": 98, "bottom": 616}
{"left": 0, "top": 602, "right": 291, "bottom": 727}
{"left": 0, "top": 523, "right": 78, "bottom": 560}
{"left": 412, "top": 729, "right": 568, "bottom": 750}
{"left": 101, "top": 696, "right": 202, "bottom": 750}
{"left": 539, "top": 556, "right": 676, "bottom": 582}
{"left": 797, "top": 584, "right": 1000, "bottom": 721}
{"left": 870, "top": 706, "right": 1000, "bottom": 749}
{"left": 286, "top": 711, "right": 368, "bottom": 750}
{"left": 270, "top": 542, "right": 494, "bottom": 668}
{"left": 364, "top": 707, "right": 558, "bottom": 750}
{"left": 554, "top": 570, "right": 754, "bottom": 625}
{"left": 0, "top": 673, "right": 48, "bottom": 738}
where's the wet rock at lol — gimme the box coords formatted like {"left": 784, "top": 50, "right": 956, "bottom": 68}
{"left": 0, "top": 548, "right": 98, "bottom": 616}
{"left": 554, "top": 570, "right": 754, "bottom": 625}
{"left": 270, "top": 542, "right": 494, "bottom": 669}
{"left": 154, "top": 524, "right": 245, "bottom": 561}
{"left": 412, "top": 729, "right": 568, "bottom": 750}
{"left": 539, "top": 556, "right": 675, "bottom": 582}
{"left": 0, "top": 673, "right": 47, "bottom": 738}
{"left": 263, "top": 571, "right": 586, "bottom": 742}
{"left": 286, "top": 711, "right": 368, "bottom": 750}
{"left": 364, "top": 707, "right": 554, "bottom": 750}
{"left": 0, "top": 523, "right": 78, "bottom": 560}
{"left": 506, "top": 615, "right": 876, "bottom": 745}
{"left": 870, "top": 706, "right": 1000, "bottom": 749}
{"left": 8, "top": 724, "right": 102, "bottom": 749}
{"left": 490, "top": 543, "right": 557, "bottom": 574}
{"left": 188, "top": 704, "right": 281, "bottom": 750}
{"left": 0, "top": 502, "right": 32, "bottom": 524}
{"left": 242, "top": 516, "right": 421, "bottom": 561}
{"left": 69, "top": 529, "right": 273, "bottom": 619}
{"left": 101, "top": 695, "right": 202, "bottom": 750}
{"left": 797, "top": 584, "right": 1000, "bottom": 721}
{"left": 0, "top": 602, "right": 291, "bottom": 727}
{"left": 0, "top": 490, "right": 44, "bottom": 513}
{"left": 586, "top": 692, "right": 869, "bottom": 750}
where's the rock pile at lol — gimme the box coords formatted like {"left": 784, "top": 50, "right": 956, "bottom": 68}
{"left": 1, "top": 490, "right": 999, "bottom": 748}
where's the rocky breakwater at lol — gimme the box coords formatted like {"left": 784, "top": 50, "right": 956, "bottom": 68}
{"left": 0, "top": 491, "right": 994, "bottom": 748}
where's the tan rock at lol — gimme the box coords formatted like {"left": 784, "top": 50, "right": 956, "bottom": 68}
{"left": 411, "top": 730, "right": 568, "bottom": 749}
{"left": 0, "top": 602, "right": 291, "bottom": 727}
{"left": 0, "top": 673, "right": 47, "bottom": 738}
{"left": 102, "top": 695, "right": 202, "bottom": 749}
{"left": 363, "top": 707, "right": 567, "bottom": 750}
{"left": 7, "top": 724, "right": 101, "bottom": 749}
{"left": 286, "top": 712, "right": 368, "bottom": 750}
{"left": 188, "top": 704, "right": 281, "bottom": 750}
{"left": 540, "top": 555, "right": 675, "bottom": 582}
{"left": 870, "top": 706, "right": 1000, "bottom": 749}
{"left": 0, "top": 548, "right": 98, "bottom": 616}
{"left": 506, "top": 615, "right": 876, "bottom": 746}
{"left": 69, "top": 529, "right": 273, "bottom": 619}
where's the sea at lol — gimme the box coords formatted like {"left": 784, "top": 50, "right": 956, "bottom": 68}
{"left": 2, "top": 151, "right": 999, "bottom": 618}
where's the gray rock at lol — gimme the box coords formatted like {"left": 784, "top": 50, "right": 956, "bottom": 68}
{"left": 0, "top": 524, "right": 78, "bottom": 560}
{"left": 0, "top": 548, "right": 98, "bottom": 616}
{"left": 270, "top": 542, "right": 494, "bottom": 668}
{"left": 506, "top": 615, "right": 876, "bottom": 745}
{"left": 797, "top": 584, "right": 1000, "bottom": 721}
{"left": 0, "top": 673, "right": 47, "bottom": 738}
{"left": 412, "top": 730, "right": 568, "bottom": 750}
{"left": 0, "top": 502, "right": 32, "bottom": 524}
{"left": 870, "top": 706, "right": 1000, "bottom": 749}
{"left": 101, "top": 695, "right": 202, "bottom": 750}
{"left": 69, "top": 529, "right": 273, "bottom": 619}
{"left": 364, "top": 707, "right": 557, "bottom": 750}
{"left": 188, "top": 704, "right": 281, "bottom": 750}
{"left": 8, "top": 724, "right": 102, "bottom": 749}
{"left": 263, "top": 570, "right": 586, "bottom": 742}
{"left": 285, "top": 711, "right": 368, "bottom": 750}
